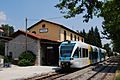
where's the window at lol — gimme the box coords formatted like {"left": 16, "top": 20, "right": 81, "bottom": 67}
{"left": 39, "top": 24, "right": 48, "bottom": 33}
{"left": 42, "top": 24, "right": 45, "bottom": 28}
{"left": 83, "top": 48, "right": 86, "bottom": 57}
{"left": 85, "top": 49, "right": 88, "bottom": 57}
{"left": 82, "top": 39, "right": 84, "bottom": 42}
{"left": 74, "top": 35, "right": 76, "bottom": 41}
{"left": 64, "top": 30, "right": 66, "bottom": 41}
{"left": 73, "top": 48, "right": 79, "bottom": 58}
{"left": 9, "top": 52, "right": 13, "bottom": 58}
{"left": 82, "top": 48, "right": 88, "bottom": 57}
{"left": 78, "top": 37, "right": 79, "bottom": 41}
{"left": 32, "top": 31, "right": 36, "bottom": 34}
{"left": 60, "top": 43, "right": 75, "bottom": 57}
{"left": 70, "top": 33, "right": 73, "bottom": 40}
{"left": 79, "top": 48, "right": 81, "bottom": 58}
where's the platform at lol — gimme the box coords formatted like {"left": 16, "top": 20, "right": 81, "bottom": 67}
{"left": 0, "top": 65, "right": 60, "bottom": 80}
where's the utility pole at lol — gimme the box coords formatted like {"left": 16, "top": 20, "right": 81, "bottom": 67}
{"left": 25, "top": 18, "right": 27, "bottom": 53}
{"left": 8, "top": 26, "right": 9, "bottom": 36}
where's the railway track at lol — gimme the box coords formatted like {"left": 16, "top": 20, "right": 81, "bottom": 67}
{"left": 31, "top": 72, "right": 66, "bottom": 80}
{"left": 90, "top": 56, "right": 119, "bottom": 80}
{"left": 26, "top": 68, "right": 80, "bottom": 80}
{"left": 87, "top": 62, "right": 117, "bottom": 80}
{"left": 56, "top": 56, "right": 119, "bottom": 80}
{"left": 56, "top": 61, "right": 108, "bottom": 80}
{"left": 26, "top": 56, "right": 119, "bottom": 80}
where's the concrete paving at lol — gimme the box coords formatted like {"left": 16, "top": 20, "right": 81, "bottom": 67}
{"left": 0, "top": 65, "right": 60, "bottom": 80}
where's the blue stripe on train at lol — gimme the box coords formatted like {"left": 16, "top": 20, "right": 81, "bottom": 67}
{"left": 60, "top": 57, "right": 71, "bottom": 60}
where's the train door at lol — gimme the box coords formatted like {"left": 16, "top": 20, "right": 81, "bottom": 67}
{"left": 90, "top": 52, "right": 99, "bottom": 64}
{"left": 90, "top": 47, "right": 99, "bottom": 64}
{"left": 46, "top": 46, "right": 59, "bottom": 66}
{"left": 99, "top": 49, "right": 102, "bottom": 61}
{"left": 72, "top": 47, "right": 81, "bottom": 68}
{"left": 81, "top": 48, "right": 89, "bottom": 66}
{"left": 40, "top": 41, "right": 60, "bottom": 66}
{"left": 46, "top": 46, "right": 54, "bottom": 65}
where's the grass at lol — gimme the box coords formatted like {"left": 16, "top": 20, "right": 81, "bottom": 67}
{"left": 0, "top": 55, "right": 4, "bottom": 59}
{"left": 115, "top": 65, "right": 120, "bottom": 80}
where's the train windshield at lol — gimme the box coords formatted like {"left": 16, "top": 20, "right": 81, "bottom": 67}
{"left": 60, "top": 43, "right": 75, "bottom": 57}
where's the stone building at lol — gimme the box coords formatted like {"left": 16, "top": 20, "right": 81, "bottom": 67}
{"left": 5, "top": 19, "right": 84, "bottom": 66}
{"left": 5, "top": 30, "right": 60, "bottom": 66}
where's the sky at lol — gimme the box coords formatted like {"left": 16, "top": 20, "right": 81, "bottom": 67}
{"left": 0, "top": 0, "right": 110, "bottom": 45}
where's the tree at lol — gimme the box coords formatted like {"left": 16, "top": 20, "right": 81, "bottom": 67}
{"left": 1, "top": 24, "right": 14, "bottom": 36}
{"left": 80, "top": 29, "right": 88, "bottom": 42}
{"left": 0, "top": 24, "right": 14, "bottom": 56}
{"left": 56, "top": 0, "right": 119, "bottom": 52}
{"left": 100, "top": 0, "right": 120, "bottom": 53}
{"left": 55, "top": 0, "right": 103, "bottom": 22}
{"left": 81, "top": 27, "right": 102, "bottom": 47}
{"left": 88, "top": 27, "right": 95, "bottom": 45}
{"left": 94, "top": 26, "right": 102, "bottom": 47}
{"left": 103, "top": 43, "right": 112, "bottom": 57}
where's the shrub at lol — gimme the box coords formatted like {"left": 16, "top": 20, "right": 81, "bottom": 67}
{"left": 18, "top": 59, "right": 33, "bottom": 66}
{"left": 18, "top": 51, "right": 36, "bottom": 66}
{"left": 4, "top": 56, "right": 12, "bottom": 63}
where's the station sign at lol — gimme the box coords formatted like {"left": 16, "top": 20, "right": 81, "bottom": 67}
{"left": 47, "top": 46, "right": 53, "bottom": 49}
{"left": 39, "top": 28, "right": 48, "bottom": 33}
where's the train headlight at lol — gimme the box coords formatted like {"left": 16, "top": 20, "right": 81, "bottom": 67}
{"left": 70, "top": 58, "right": 74, "bottom": 60}
{"left": 61, "top": 62, "right": 64, "bottom": 65}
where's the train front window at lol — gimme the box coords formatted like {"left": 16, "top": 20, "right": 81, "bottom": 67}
{"left": 73, "top": 47, "right": 79, "bottom": 58}
{"left": 60, "top": 43, "right": 75, "bottom": 57}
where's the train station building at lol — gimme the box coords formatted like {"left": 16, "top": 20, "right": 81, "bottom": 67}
{"left": 5, "top": 19, "right": 84, "bottom": 66}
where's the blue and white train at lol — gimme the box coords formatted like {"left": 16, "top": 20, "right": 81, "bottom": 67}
{"left": 59, "top": 41, "right": 106, "bottom": 68}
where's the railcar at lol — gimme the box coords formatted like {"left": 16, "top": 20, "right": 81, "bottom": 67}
{"left": 59, "top": 41, "right": 106, "bottom": 68}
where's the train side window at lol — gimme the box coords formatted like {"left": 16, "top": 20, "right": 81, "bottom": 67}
{"left": 82, "top": 48, "right": 88, "bottom": 57}
{"left": 79, "top": 48, "right": 81, "bottom": 58}
{"left": 73, "top": 48, "right": 79, "bottom": 58}
{"left": 83, "top": 48, "right": 86, "bottom": 57}
{"left": 85, "top": 49, "right": 88, "bottom": 57}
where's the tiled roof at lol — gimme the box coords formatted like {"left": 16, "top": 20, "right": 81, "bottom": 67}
{"left": 27, "top": 19, "right": 84, "bottom": 37}
{"left": 11, "top": 30, "right": 60, "bottom": 42}
{"left": 0, "top": 36, "right": 12, "bottom": 41}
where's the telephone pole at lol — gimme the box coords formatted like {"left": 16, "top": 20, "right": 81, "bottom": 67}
{"left": 25, "top": 18, "right": 27, "bottom": 53}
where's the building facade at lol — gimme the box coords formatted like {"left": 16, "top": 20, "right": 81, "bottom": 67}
{"left": 5, "top": 30, "right": 59, "bottom": 66}
{"left": 5, "top": 19, "right": 84, "bottom": 66}
{"left": 28, "top": 19, "right": 84, "bottom": 42}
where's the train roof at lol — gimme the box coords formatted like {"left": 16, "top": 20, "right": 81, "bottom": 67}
{"left": 60, "top": 41, "right": 106, "bottom": 52}
{"left": 61, "top": 41, "right": 89, "bottom": 48}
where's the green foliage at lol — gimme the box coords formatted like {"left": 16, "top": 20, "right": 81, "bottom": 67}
{"left": 18, "top": 51, "right": 36, "bottom": 66}
{"left": 103, "top": 43, "right": 112, "bottom": 57}
{"left": 0, "top": 41, "right": 5, "bottom": 56}
{"left": 115, "top": 66, "right": 120, "bottom": 80}
{"left": 4, "top": 56, "right": 11, "bottom": 63}
{"left": 115, "top": 76, "right": 120, "bottom": 80}
{"left": 80, "top": 27, "right": 102, "bottom": 47}
{"left": 55, "top": 0, "right": 104, "bottom": 22}
{"left": 100, "top": 0, "right": 120, "bottom": 53}
{"left": 0, "top": 24, "right": 14, "bottom": 56}
{"left": 18, "top": 59, "right": 32, "bottom": 66}
{"left": 1, "top": 24, "right": 14, "bottom": 36}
